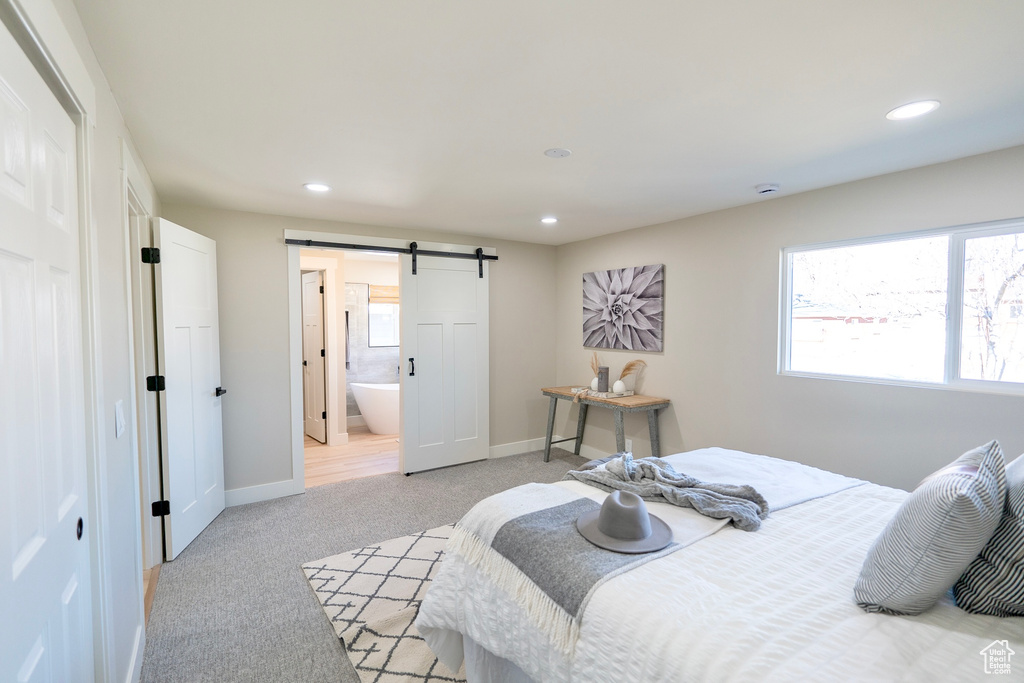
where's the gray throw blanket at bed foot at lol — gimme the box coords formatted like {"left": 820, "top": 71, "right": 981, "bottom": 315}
{"left": 564, "top": 453, "right": 769, "bottom": 531}
{"left": 429, "top": 482, "right": 711, "bottom": 658}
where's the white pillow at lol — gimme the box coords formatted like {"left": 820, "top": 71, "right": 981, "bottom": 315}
{"left": 854, "top": 441, "right": 1006, "bottom": 615}
{"left": 954, "top": 452, "right": 1024, "bottom": 616}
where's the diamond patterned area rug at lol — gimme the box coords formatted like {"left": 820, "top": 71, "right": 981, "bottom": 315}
{"left": 303, "top": 525, "right": 466, "bottom": 683}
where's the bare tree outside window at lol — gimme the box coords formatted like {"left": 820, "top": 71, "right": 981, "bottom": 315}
{"left": 961, "top": 232, "right": 1024, "bottom": 382}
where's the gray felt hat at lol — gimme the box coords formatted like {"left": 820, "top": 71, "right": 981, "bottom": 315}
{"left": 576, "top": 490, "right": 673, "bottom": 554}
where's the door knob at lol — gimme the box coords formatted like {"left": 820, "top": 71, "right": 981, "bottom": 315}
{"left": 215, "top": 387, "right": 227, "bottom": 397}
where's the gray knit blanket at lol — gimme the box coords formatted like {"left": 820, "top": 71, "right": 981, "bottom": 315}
{"left": 440, "top": 483, "right": 692, "bottom": 655}
{"left": 564, "top": 453, "right": 770, "bottom": 531}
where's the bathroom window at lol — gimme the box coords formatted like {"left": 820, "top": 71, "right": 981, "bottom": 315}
{"left": 368, "top": 285, "right": 400, "bottom": 347}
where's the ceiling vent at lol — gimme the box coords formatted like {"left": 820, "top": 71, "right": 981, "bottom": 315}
{"left": 755, "top": 183, "right": 780, "bottom": 195}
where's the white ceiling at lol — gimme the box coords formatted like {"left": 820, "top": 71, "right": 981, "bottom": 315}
{"left": 73, "top": 1, "right": 1024, "bottom": 246}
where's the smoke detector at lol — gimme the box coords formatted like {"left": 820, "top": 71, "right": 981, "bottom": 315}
{"left": 544, "top": 148, "right": 572, "bottom": 158}
{"left": 755, "top": 183, "right": 780, "bottom": 195}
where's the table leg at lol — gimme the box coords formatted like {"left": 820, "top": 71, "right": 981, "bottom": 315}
{"left": 648, "top": 408, "right": 661, "bottom": 458}
{"left": 573, "top": 404, "right": 588, "bottom": 455}
{"left": 614, "top": 409, "right": 626, "bottom": 453}
{"left": 544, "top": 396, "right": 558, "bottom": 462}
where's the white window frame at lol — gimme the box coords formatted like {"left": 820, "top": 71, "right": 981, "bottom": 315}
{"left": 779, "top": 216, "right": 1024, "bottom": 396}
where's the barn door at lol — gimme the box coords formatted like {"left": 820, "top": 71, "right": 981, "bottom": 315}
{"left": 400, "top": 255, "right": 489, "bottom": 473}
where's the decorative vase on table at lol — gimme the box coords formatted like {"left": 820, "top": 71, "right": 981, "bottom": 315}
{"left": 597, "top": 366, "right": 609, "bottom": 392}
{"left": 612, "top": 380, "right": 626, "bottom": 394}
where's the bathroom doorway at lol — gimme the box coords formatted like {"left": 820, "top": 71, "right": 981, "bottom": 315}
{"left": 298, "top": 248, "right": 400, "bottom": 487}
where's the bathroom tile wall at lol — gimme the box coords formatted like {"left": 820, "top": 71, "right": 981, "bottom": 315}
{"left": 345, "top": 282, "right": 400, "bottom": 419}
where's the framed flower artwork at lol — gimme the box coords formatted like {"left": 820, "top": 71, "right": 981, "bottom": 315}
{"left": 582, "top": 264, "right": 663, "bottom": 351}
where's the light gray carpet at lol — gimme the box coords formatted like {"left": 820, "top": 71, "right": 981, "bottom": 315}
{"left": 140, "top": 448, "right": 585, "bottom": 683}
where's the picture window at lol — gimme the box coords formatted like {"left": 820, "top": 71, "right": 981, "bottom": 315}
{"left": 781, "top": 219, "right": 1024, "bottom": 392}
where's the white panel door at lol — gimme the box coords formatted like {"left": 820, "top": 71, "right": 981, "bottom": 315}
{"left": 0, "top": 21, "right": 94, "bottom": 682}
{"left": 154, "top": 218, "right": 226, "bottom": 560}
{"left": 400, "top": 255, "right": 489, "bottom": 473}
{"left": 301, "top": 270, "right": 326, "bottom": 443}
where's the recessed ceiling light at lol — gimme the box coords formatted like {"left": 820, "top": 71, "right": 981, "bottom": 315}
{"left": 755, "top": 183, "right": 780, "bottom": 195}
{"left": 885, "top": 100, "right": 940, "bottom": 120}
{"left": 541, "top": 216, "right": 558, "bottom": 224}
{"left": 304, "top": 182, "right": 331, "bottom": 192}
{"left": 544, "top": 148, "right": 572, "bottom": 158}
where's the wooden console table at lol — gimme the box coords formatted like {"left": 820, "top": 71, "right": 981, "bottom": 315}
{"left": 541, "top": 386, "right": 671, "bottom": 462}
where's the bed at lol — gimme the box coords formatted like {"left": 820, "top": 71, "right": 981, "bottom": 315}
{"left": 415, "top": 447, "right": 1024, "bottom": 682}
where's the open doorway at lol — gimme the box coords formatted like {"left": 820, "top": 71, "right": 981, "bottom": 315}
{"left": 287, "top": 231, "right": 495, "bottom": 480}
{"left": 299, "top": 248, "right": 400, "bottom": 486}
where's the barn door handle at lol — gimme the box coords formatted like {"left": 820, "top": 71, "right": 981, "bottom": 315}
{"left": 409, "top": 358, "right": 415, "bottom": 376}
{"left": 215, "top": 387, "right": 227, "bottom": 397}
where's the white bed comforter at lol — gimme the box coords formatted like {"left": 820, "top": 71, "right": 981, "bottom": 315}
{"left": 416, "top": 450, "right": 1024, "bottom": 682}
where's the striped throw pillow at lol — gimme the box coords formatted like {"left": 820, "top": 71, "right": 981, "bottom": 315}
{"left": 954, "top": 453, "right": 1024, "bottom": 616}
{"left": 854, "top": 441, "right": 1006, "bottom": 615}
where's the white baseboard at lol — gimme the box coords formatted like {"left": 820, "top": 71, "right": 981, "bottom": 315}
{"left": 225, "top": 437, "right": 614, "bottom": 507}
{"left": 225, "top": 477, "right": 304, "bottom": 507}
{"left": 488, "top": 437, "right": 547, "bottom": 459}
{"left": 347, "top": 415, "right": 366, "bottom": 429}
{"left": 327, "top": 430, "right": 349, "bottom": 447}
{"left": 488, "top": 436, "right": 615, "bottom": 461}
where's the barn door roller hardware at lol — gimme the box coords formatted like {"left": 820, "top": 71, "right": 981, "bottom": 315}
{"left": 283, "top": 238, "right": 497, "bottom": 277}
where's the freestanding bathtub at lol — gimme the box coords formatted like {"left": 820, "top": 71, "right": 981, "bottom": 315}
{"left": 350, "top": 382, "right": 400, "bottom": 435}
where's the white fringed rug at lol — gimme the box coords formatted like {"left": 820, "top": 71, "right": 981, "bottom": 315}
{"left": 303, "top": 525, "right": 466, "bottom": 683}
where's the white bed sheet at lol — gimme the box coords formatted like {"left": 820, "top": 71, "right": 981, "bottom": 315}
{"left": 419, "top": 453, "right": 1024, "bottom": 682}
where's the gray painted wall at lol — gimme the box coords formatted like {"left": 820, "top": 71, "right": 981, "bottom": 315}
{"left": 159, "top": 204, "right": 559, "bottom": 492}
{"left": 555, "top": 145, "right": 1024, "bottom": 491}
{"left": 165, "top": 145, "right": 1024, "bottom": 496}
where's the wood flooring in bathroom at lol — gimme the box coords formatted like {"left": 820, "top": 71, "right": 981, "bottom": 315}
{"left": 304, "top": 426, "right": 400, "bottom": 487}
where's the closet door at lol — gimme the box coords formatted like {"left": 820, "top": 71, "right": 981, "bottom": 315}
{"left": 0, "top": 20, "right": 93, "bottom": 681}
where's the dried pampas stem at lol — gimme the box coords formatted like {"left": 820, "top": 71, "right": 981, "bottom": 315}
{"left": 618, "top": 359, "right": 647, "bottom": 381}
{"left": 589, "top": 351, "right": 600, "bottom": 377}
